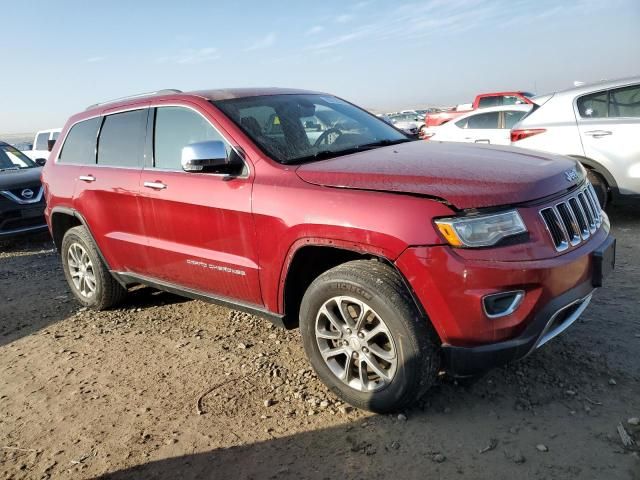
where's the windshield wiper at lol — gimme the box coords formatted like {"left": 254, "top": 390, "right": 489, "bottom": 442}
{"left": 358, "top": 138, "right": 413, "bottom": 148}
{"left": 285, "top": 138, "right": 413, "bottom": 165}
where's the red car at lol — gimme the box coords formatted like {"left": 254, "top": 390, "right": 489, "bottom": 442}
{"left": 425, "top": 91, "right": 536, "bottom": 128}
{"left": 42, "top": 88, "right": 615, "bottom": 412}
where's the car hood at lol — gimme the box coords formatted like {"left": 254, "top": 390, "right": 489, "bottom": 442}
{"left": 295, "top": 141, "right": 580, "bottom": 209}
{"left": 0, "top": 167, "right": 42, "bottom": 189}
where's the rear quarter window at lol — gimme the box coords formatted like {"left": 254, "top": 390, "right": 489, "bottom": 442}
{"left": 504, "top": 110, "right": 527, "bottom": 129}
{"left": 58, "top": 118, "right": 101, "bottom": 164}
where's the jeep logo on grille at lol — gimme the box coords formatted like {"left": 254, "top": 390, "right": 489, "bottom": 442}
{"left": 21, "top": 189, "right": 34, "bottom": 199}
{"left": 564, "top": 168, "right": 579, "bottom": 183}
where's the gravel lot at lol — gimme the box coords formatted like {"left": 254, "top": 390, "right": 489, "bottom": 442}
{"left": 1, "top": 205, "right": 639, "bottom": 480}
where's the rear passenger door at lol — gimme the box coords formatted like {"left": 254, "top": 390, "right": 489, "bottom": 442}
{"left": 576, "top": 84, "right": 640, "bottom": 195}
{"left": 73, "top": 107, "right": 150, "bottom": 274}
{"left": 137, "top": 104, "right": 262, "bottom": 305}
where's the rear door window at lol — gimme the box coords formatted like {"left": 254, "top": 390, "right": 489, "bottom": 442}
{"left": 97, "top": 109, "right": 148, "bottom": 167}
{"left": 608, "top": 85, "right": 640, "bottom": 118}
{"left": 58, "top": 118, "right": 101, "bottom": 164}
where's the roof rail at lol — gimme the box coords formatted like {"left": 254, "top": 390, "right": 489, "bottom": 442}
{"left": 85, "top": 89, "right": 183, "bottom": 110}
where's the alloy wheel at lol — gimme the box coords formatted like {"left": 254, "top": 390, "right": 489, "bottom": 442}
{"left": 67, "top": 242, "right": 96, "bottom": 298}
{"left": 314, "top": 295, "right": 397, "bottom": 392}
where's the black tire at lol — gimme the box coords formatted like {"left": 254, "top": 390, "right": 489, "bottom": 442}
{"left": 299, "top": 259, "right": 440, "bottom": 412}
{"left": 61, "top": 225, "right": 126, "bottom": 310}
{"left": 587, "top": 169, "right": 609, "bottom": 209}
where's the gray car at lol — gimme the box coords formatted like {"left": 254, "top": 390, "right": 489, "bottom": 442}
{"left": 511, "top": 76, "right": 640, "bottom": 207}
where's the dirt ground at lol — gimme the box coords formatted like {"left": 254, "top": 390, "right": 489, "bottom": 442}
{"left": 1, "top": 206, "right": 639, "bottom": 480}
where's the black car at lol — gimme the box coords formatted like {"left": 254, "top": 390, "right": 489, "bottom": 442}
{"left": 0, "top": 141, "right": 48, "bottom": 239}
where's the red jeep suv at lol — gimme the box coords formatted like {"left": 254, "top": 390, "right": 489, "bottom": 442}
{"left": 42, "top": 88, "right": 615, "bottom": 412}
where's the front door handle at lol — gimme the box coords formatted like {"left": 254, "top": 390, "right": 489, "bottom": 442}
{"left": 78, "top": 175, "right": 95, "bottom": 182}
{"left": 144, "top": 181, "right": 167, "bottom": 190}
{"left": 584, "top": 130, "right": 612, "bottom": 138}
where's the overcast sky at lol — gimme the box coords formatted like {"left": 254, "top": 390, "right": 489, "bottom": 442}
{"left": 2, "top": 0, "right": 639, "bottom": 134}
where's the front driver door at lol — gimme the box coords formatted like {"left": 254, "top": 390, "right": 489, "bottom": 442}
{"left": 138, "top": 103, "right": 262, "bottom": 306}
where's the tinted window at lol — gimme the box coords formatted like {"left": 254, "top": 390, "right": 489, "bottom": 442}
{"left": 609, "top": 85, "right": 640, "bottom": 118}
{"left": 503, "top": 95, "right": 525, "bottom": 106}
{"left": 466, "top": 111, "right": 500, "bottom": 129}
{"left": 504, "top": 110, "right": 527, "bottom": 129}
{"left": 154, "top": 107, "right": 228, "bottom": 170}
{"left": 478, "top": 96, "right": 501, "bottom": 108}
{"left": 577, "top": 91, "right": 608, "bottom": 118}
{"left": 52, "top": 132, "right": 60, "bottom": 140}
{"left": 58, "top": 118, "right": 101, "bottom": 164}
{"left": 97, "top": 109, "right": 147, "bottom": 167}
{"left": 35, "top": 132, "right": 49, "bottom": 150}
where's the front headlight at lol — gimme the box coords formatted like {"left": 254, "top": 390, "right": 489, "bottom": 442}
{"left": 434, "top": 210, "right": 527, "bottom": 248}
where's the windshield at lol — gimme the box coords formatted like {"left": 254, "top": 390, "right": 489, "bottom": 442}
{"left": 0, "top": 144, "right": 37, "bottom": 170}
{"left": 213, "top": 94, "right": 410, "bottom": 164}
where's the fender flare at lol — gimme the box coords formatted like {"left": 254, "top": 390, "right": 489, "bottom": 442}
{"left": 276, "top": 237, "right": 398, "bottom": 313}
{"left": 50, "top": 207, "right": 118, "bottom": 281}
{"left": 569, "top": 155, "right": 618, "bottom": 189}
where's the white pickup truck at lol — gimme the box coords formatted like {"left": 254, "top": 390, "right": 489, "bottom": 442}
{"left": 24, "top": 128, "right": 62, "bottom": 163}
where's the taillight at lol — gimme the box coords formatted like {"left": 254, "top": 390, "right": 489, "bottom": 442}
{"left": 511, "top": 128, "right": 546, "bottom": 142}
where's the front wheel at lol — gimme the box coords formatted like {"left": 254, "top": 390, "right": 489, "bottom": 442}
{"left": 299, "top": 260, "right": 440, "bottom": 412}
{"left": 587, "top": 169, "right": 609, "bottom": 209}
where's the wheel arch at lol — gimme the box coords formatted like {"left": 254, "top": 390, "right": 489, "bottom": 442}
{"left": 279, "top": 241, "right": 428, "bottom": 331}
{"left": 569, "top": 155, "right": 618, "bottom": 189}
{"left": 50, "top": 207, "right": 119, "bottom": 282}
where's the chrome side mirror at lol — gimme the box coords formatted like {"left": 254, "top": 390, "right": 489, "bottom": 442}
{"left": 181, "top": 141, "right": 228, "bottom": 172}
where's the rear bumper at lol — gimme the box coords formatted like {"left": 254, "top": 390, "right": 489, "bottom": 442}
{"left": 441, "top": 281, "right": 593, "bottom": 375}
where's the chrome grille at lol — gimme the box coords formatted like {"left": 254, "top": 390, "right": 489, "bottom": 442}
{"left": 540, "top": 183, "right": 602, "bottom": 252}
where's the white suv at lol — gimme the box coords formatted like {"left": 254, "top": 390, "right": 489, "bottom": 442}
{"left": 511, "top": 76, "right": 640, "bottom": 207}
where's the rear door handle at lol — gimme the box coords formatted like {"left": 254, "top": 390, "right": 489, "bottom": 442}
{"left": 78, "top": 175, "right": 95, "bottom": 182}
{"left": 584, "top": 130, "right": 612, "bottom": 138}
{"left": 144, "top": 181, "right": 167, "bottom": 190}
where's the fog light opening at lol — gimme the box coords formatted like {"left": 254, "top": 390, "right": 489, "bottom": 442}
{"left": 483, "top": 290, "right": 525, "bottom": 319}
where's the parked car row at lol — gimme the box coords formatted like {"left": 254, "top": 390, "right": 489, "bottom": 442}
{"left": 424, "top": 91, "right": 536, "bottom": 127}
{"left": 511, "top": 76, "right": 639, "bottom": 207}
{"left": 420, "top": 104, "right": 532, "bottom": 145}
{"left": 421, "top": 76, "right": 640, "bottom": 208}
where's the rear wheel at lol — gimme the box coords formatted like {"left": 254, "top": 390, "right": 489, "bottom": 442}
{"left": 299, "top": 260, "right": 440, "bottom": 412}
{"left": 61, "top": 226, "right": 126, "bottom": 310}
{"left": 587, "top": 169, "right": 609, "bottom": 209}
